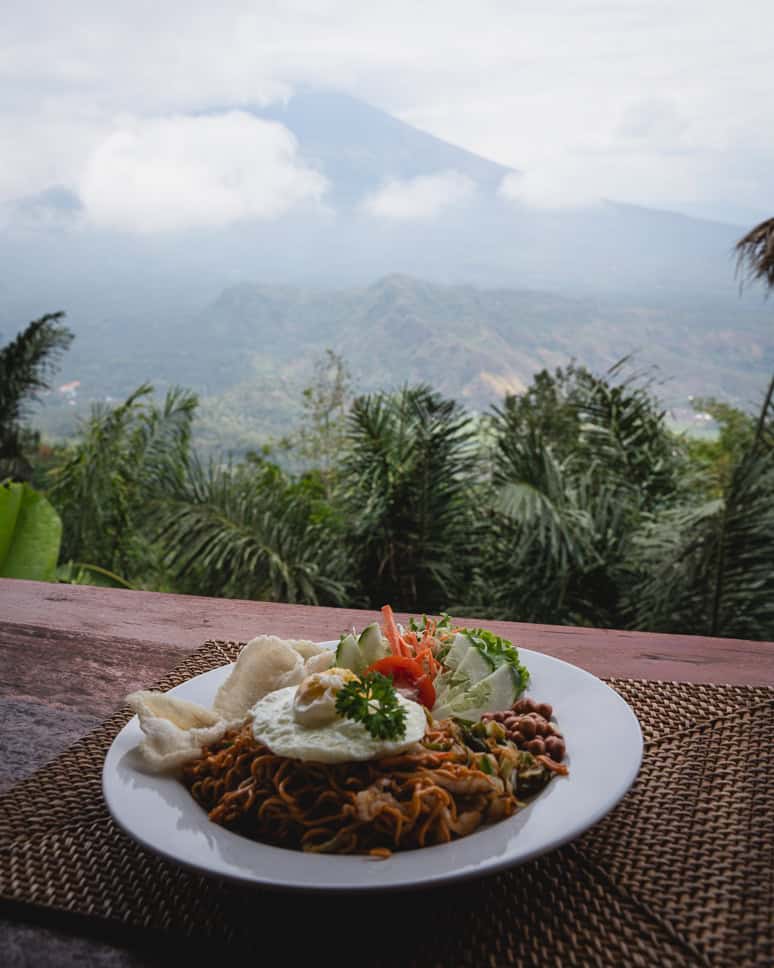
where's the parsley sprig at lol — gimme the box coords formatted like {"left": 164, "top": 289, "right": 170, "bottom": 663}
{"left": 335, "top": 672, "right": 408, "bottom": 741}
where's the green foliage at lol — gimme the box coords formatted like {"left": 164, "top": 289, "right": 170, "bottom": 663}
{"left": 0, "top": 313, "right": 73, "bottom": 481}
{"left": 48, "top": 384, "right": 198, "bottom": 583}
{"left": 474, "top": 361, "right": 687, "bottom": 626}
{"left": 476, "top": 419, "right": 629, "bottom": 625}
{"left": 574, "top": 359, "right": 686, "bottom": 511}
{"left": 153, "top": 454, "right": 350, "bottom": 606}
{"left": 494, "top": 363, "right": 587, "bottom": 461}
{"left": 627, "top": 378, "right": 774, "bottom": 638}
{"left": 335, "top": 672, "right": 408, "bottom": 741}
{"left": 281, "top": 349, "right": 354, "bottom": 493}
{"left": 494, "top": 359, "right": 686, "bottom": 503}
{"left": 337, "top": 385, "right": 478, "bottom": 612}
{"left": 0, "top": 480, "right": 62, "bottom": 580}
{"left": 686, "top": 398, "right": 757, "bottom": 495}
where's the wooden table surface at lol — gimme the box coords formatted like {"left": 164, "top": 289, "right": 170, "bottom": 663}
{"left": 1, "top": 577, "right": 773, "bottom": 966}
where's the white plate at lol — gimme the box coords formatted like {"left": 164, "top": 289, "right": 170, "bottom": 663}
{"left": 103, "top": 643, "right": 642, "bottom": 892}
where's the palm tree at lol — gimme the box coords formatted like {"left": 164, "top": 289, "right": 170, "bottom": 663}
{"left": 736, "top": 217, "right": 774, "bottom": 292}
{"left": 474, "top": 363, "right": 686, "bottom": 626}
{"left": 49, "top": 384, "right": 198, "bottom": 581}
{"left": 153, "top": 455, "right": 350, "bottom": 606}
{"left": 0, "top": 313, "right": 73, "bottom": 481}
{"left": 475, "top": 406, "right": 633, "bottom": 626}
{"left": 338, "top": 385, "right": 478, "bottom": 611}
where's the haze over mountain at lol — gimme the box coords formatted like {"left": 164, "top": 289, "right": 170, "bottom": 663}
{"left": 2, "top": 91, "right": 763, "bottom": 300}
{"left": 1, "top": 90, "right": 770, "bottom": 448}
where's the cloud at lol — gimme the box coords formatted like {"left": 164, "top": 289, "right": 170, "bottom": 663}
{"left": 1, "top": 1, "right": 773, "bottom": 215}
{"left": 499, "top": 170, "right": 600, "bottom": 211}
{"left": 79, "top": 111, "right": 327, "bottom": 233}
{"left": 361, "top": 170, "right": 475, "bottom": 219}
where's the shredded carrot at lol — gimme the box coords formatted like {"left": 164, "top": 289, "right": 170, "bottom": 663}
{"left": 414, "top": 647, "right": 440, "bottom": 677}
{"left": 381, "top": 605, "right": 446, "bottom": 670}
{"left": 381, "top": 604, "right": 406, "bottom": 657}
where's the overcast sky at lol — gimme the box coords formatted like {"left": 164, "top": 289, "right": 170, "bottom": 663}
{"left": 2, "top": 0, "right": 772, "bottom": 232}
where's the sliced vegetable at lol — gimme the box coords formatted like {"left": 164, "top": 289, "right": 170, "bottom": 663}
{"left": 358, "top": 622, "right": 389, "bottom": 666}
{"left": 458, "top": 627, "right": 530, "bottom": 693}
{"left": 367, "top": 656, "right": 436, "bottom": 709}
{"left": 335, "top": 633, "right": 364, "bottom": 674}
{"left": 433, "top": 664, "right": 520, "bottom": 722}
{"left": 381, "top": 604, "right": 406, "bottom": 657}
{"left": 342, "top": 607, "right": 531, "bottom": 723}
{"left": 454, "top": 644, "right": 494, "bottom": 685}
{"left": 431, "top": 634, "right": 492, "bottom": 713}
{"left": 440, "top": 633, "right": 470, "bottom": 671}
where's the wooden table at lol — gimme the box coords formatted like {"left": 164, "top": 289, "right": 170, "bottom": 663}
{"left": 2, "top": 577, "right": 773, "bottom": 966}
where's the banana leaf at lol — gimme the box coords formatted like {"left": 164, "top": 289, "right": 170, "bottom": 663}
{"left": 0, "top": 480, "right": 62, "bottom": 580}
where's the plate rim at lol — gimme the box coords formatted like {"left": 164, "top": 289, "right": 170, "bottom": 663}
{"left": 102, "top": 642, "right": 643, "bottom": 892}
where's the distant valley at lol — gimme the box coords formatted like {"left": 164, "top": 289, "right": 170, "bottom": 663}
{"left": 26, "top": 274, "right": 773, "bottom": 455}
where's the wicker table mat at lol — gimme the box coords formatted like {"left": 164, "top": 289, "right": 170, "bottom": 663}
{"left": 1, "top": 640, "right": 772, "bottom": 968}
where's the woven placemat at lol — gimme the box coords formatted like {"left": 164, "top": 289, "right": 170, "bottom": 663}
{"left": 1, "top": 640, "right": 772, "bottom": 968}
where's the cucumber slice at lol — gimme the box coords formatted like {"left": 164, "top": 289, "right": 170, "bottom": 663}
{"left": 476, "top": 664, "right": 520, "bottom": 714}
{"left": 432, "top": 668, "right": 470, "bottom": 711}
{"left": 433, "top": 634, "right": 492, "bottom": 711}
{"left": 442, "top": 633, "right": 471, "bottom": 671}
{"left": 433, "top": 664, "right": 519, "bottom": 722}
{"left": 455, "top": 642, "right": 494, "bottom": 685}
{"left": 358, "top": 623, "right": 388, "bottom": 667}
{"left": 335, "top": 633, "right": 364, "bottom": 674}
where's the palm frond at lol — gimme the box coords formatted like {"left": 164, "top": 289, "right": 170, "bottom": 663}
{"left": 0, "top": 313, "right": 73, "bottom": 424}
{"left": 154, "top": 457, "right": 349, "bottom": 606}
{"left": 477, "top": 384, "right": 653, "bottom": 626}
{"left": 0, "top": 313, "right": 73, "bottom": 480}
{"left": 735, "top": 217, "right": 774, "bottom": 293}
{"left": 626, "top": 376, "right": 774, "bottom": 639}
{"left": 48, "top": 384, "right": 197, "bottom": 581}
{"left": 338, "top": 384, "right": 478, "bottom": 610}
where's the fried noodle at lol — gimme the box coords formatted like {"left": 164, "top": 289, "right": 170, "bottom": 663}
{"left": 182, "top": 719, "right": 552, "bottom": 854}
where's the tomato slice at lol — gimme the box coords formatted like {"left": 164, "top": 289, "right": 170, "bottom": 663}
{"left": 367, "top": 656, "right": 436, "bottom": 709}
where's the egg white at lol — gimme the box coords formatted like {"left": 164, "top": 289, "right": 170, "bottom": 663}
{"left": 250, "top": 685, "right": 427, "bottom": 764}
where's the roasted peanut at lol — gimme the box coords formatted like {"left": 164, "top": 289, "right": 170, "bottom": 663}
{"left": 544, "top": 736, "right": 566, "bottom": 762}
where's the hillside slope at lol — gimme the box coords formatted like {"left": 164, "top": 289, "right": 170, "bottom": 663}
{"left": 28, "top": 274, "right": 772, "bottom": 453}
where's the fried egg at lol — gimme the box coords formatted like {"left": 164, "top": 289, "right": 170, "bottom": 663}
{"left": 250, "top": 671, "right": 427, "bottom": 764}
